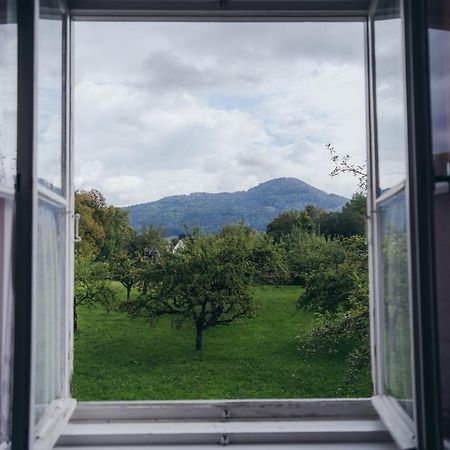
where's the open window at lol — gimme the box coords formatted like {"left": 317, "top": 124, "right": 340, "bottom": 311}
{"left": 5, "top": 0, "right": 445, "bottom": 449}
{"left": 368, "top": 0, "right": 416, "bottom": 447}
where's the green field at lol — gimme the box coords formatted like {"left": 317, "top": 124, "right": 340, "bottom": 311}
{"left": 73, "top": 285, "right": 371, "bottom": 400}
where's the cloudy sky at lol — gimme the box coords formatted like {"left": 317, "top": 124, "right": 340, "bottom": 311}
{"left": 73, "top": 21, "right": 367, "bottom": 207}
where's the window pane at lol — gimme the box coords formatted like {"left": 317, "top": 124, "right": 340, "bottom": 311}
{"left": 379, "top": 189, "right": 413, "bottom": 417}
{"left": 0, "top": 198, "right": 14, "bottom": 442}
{"left": 374, "top": 0, "right": 408, "bottom": 192}
{"left": 37, "top": 1, "right": 63, "bottom": 193}
{"left": 35, "top": 199, "right": 65, "bottom": 425}
{"left": 0, "top": 0, "right": 17, "bottom": 188}
{"left": 0, "top": 0, "right": 16, "bottom": 442}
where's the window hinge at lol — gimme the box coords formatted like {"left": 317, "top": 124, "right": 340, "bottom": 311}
{"left": 220, "top": 434, "right": 229, "bottom": 446}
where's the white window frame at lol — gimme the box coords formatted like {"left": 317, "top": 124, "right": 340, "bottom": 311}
{"left": 0, "top": 185, "right": 14, "bottom": 450}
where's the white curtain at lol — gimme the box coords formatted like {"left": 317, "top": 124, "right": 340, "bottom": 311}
{"left": 35, "top": 200, "right": 65, "bottom": 422}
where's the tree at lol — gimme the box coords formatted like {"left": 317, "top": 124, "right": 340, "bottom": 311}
{"left": 74, "top": 256, "right": 117, "bottom": 331}
{"left": 123, "top": 224, "right": 262, "bottom": 351}
{"left": 297, "top": 235, "right": 366, "bottom": 313}
{"left": 321, "top": 193, "right": 367, "bottom": 238}
{"left": 267, "top": 210, "right": 314, "bottom": 242}
{"left": 109, "top": 251, "right": 140, "bottom": 301}
{"left": 75, "top": 189, "right": 132, "bottom": 260}
{"left": 284, "top": 228, "right": 347, "bottom": 285}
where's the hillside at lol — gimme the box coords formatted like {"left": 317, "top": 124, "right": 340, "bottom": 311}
{"left": 125, "top": 177, "right": 347, "bottom": 236}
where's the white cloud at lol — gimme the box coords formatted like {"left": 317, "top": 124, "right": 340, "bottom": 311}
{"left": 74, "top": 21, "right": 367, "bottom": 206}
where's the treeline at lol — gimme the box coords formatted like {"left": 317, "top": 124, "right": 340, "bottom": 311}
{"left": 75, "top": 189, "right": 369, "bottom": 367}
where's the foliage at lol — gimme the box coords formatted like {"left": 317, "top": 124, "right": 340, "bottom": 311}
{"left": 74, "top": 256, "right": 118, "bottom": 331}
{"left": 298, "top": 235, "right": 367, "bottom": 313}
{"left": 130, "top": 224, "right": 167, "bottom": 258}
{"left": 109, "top": 252, "right": 141, "bottom": 301}
{"left": 109, "top": 225, "right": 167, "bottom": 298}
{"left": 297, "top": 235, "right": 370, "bottom": 390}
{"left": 75, "top": 189, "right": 131, "bottom": 260}
{"left": 321, "top": 193, "right": 367, "bottom": 238}
{"left": 122, "top": 224, "right": 286, "bottom": 351}
{"left": 266, "top": 209, "right": 315, "bottom": 241}
{"left": 284, "top": 229, "right": 347, "bottom": 285}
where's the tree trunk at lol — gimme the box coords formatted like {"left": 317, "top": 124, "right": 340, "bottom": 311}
{"left": 126, "top": 285, "right": 131, "bottom": 301}
{"left": 195, "top": 325, "right": 203, "bottom": 351}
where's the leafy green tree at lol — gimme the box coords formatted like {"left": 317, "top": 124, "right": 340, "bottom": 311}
{"left": 109, "top": 252, "right": 140, "bottom": 301}
{"left": 75, "top": 190, "right": 107, "bottom": 258}
{"left": 74, "top": 256, "right": 117, "bottom": 331}
{"left": 220, "top": 223, "right": 289, "bottom": 285}
{"left": 266, "top": 210, "right": 314, "bottom": 242}
{"left": 131, "top": 225, "right": 166, "bottom": 259}
{"left": 123, "top": 224, "right": 265, "bottom": 351}
{"left": 321, "top": 193, "right": 367, "bottom": 238}
{"left": 297, "top": 235, "right": 366, "bottom": 313}
{"left": 75, "top": 189, "right": 132, "bottom": 260}
{"left": 284, "top": 229, "right": 347, "bottom": 285}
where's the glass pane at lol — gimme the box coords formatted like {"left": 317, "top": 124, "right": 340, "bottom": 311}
{"left": 379, "top": 189, "right": 413, "bottom": 417}
{"left": 0, "top": 0, "right": 16, "bottom": 442}
{"left": 374, "top": 0, "right": 408, "bottom": 192}
{"left": 35, "top": 199, "right": 65, "bottom": 425}
{"left": 0, "top": 0, "right": 17, "bottom": 189}
{"left": 37, "top": 0, "right": 63, "bottom": 193}
{"left": 0, "top": 196, "right": 14, "bottom": 443}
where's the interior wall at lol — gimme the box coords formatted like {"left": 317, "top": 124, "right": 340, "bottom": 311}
{"left": 434, "top": 192, "right": 450, "bottom": 438}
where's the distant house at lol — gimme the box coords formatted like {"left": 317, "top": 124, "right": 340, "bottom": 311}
{"left": 172, "top": 239, "right": 185, "bottom": 253}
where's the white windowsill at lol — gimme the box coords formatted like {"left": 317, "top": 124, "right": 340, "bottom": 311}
{"left": 54, "top": 399, "right": 399, "bottom": 449}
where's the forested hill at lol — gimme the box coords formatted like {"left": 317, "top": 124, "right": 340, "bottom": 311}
{"left": 125, "top": 177, "right": 347, "bottom": 237}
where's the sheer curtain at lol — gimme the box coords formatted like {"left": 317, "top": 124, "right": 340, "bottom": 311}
{"left": 35, "top": 200, "right": 65, "bottom": 423}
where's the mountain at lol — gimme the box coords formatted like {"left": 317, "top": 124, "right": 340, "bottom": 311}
{"left": 125, "top": 177, "right": 347, "bottom": 237}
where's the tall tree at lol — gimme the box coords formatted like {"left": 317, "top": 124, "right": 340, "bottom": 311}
{"left": 75, "top": 189, "right": 132, "bottom": 260}
{"left": 123, "top": 224, "right": 272, "bottom": 351}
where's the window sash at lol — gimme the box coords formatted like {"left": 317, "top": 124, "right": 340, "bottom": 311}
{"left": 367, "top": 1, "right": 417, "bottom": 448}
{"left": 12, "top": 0, "right": 75, "bottom": 448}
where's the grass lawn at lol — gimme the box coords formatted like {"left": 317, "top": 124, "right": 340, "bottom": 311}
{"left": 73, "top": 285, "right": 371, "bottom": 400}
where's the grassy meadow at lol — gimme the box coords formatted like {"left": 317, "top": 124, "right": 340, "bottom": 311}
{"left": 73, "top": 285, "right": 371, "bottom": 400}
